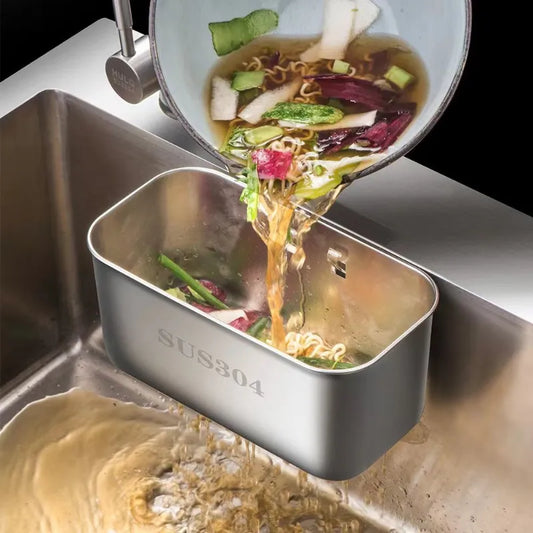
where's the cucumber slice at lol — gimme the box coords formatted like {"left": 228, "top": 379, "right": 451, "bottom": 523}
{"left": 278, "top": 110, "right": 376, "bottom": 131}
{"left": 262, "top": 102, "right": 343, "bottom": 125}
{"left": 239, "top": 88, "right": 261, "bottom": 108}
{"left": 243, "top": 125, "right": 283, "bottom": 145}
{"left": 232, "top": 71, "right": 265, "bottom": 91}
{"left": 208, "top": 9, "right": 279, "bottom": 56}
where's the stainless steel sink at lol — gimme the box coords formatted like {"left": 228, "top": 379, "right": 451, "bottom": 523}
{"left": 1, "top": 90, "right": 532, "bottom": 531}
{"left": 0, "top": 90, "right": 216, "bottom": 386}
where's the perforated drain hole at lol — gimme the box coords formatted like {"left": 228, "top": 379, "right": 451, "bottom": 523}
{"left": 327, "top": 247, "right": 348, "bottom": 278}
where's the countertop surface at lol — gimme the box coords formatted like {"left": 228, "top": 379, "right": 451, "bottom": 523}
{"left": 1, "top": 18, "right": 532, "bottom": 325}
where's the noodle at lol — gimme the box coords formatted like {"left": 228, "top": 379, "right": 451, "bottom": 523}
{"left": 237, "top": 50, "right": 354, "bottom": 360}
{"left": 285, "top": 331, "right": 347, "bottom": 361}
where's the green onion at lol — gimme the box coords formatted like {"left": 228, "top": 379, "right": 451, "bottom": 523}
{"left": 246, "top": 317, "right": 271, "bottom": 338}
{"left": 239, "top": 160, "right": 260, "bottom": 222}
{"left": 332, "top": 59, "right": 350, "bottom": 74}
{"left": 384, "top": 65, "right": 416, "bottom": 90}
{"left": 296, "top": 357, "right": 355, "bottom": 369}
{"left": 158, "top": 254, "right": 228, "bottom": 310}
{"left": 314, "top": 165, "right": 325, "bottom": 176}
{"left": 187, "top": 287, "right": 207, "bottom": 305}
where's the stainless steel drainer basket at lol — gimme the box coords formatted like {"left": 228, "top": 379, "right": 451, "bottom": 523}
{"left": 88, "top": 166, "right": 438, "bottom": 480}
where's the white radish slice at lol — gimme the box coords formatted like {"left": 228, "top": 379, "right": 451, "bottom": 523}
{"left": 300, "top": 0, "right": 380, "bottom": 62}
{"left": 209, "top": 309, "right": 247, "bottom": 324}
{"left": 210, "top": 76, "right": 238, "bottom": 121}
{"left": 300, "top": 42, "right": 321, "bottom": 63}
{"left": 351, "top": 0, "right": 381, "bottom": 39}
{"left": 238, "top": 78, "right": 301, "bottom": 124}
{"left": 278, "top": 110, "right": 377, "bottom": 131}
{"left": 318, "top": 0, "right": 356, "bottom": 59}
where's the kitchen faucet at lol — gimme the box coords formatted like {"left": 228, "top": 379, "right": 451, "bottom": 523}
{"left": 105, "top": 0, "right": 159, "bottom": 104}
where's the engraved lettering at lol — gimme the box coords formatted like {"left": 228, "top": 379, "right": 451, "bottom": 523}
{"left": 215, "top": 358, "right": 230, "bottom": 377}
{"left": 197, "top": 349, "right": 214, "bottom": 369}
{"left": 111, "top": 68, "right": 135, "bottom": 93}
{"left": 232, "top": 368, "right": 247, "bottom": 387}
{"left": 158, "top": 328, "right": 174, "bottom": 348}
{"left": 176, "top": 337, "right": 194, "bottom": 359}
{"left": 249, "top": 380, "right": 265, "bottom": 397}
{"left": 156, "top": 328, "right": 264, "bottom": 397}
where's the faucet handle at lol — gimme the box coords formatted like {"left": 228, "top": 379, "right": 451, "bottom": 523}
{"left": 105, "top": 0, "right": 159, "bottom": 104}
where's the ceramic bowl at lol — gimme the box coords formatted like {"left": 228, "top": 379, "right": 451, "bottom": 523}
{"left": 149, "top": 0, "right": 471, "bottom": 177}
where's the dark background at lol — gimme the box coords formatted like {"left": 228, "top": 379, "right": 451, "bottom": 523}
{"left": 1, "top": 1, "right": 528, "bottom": 217}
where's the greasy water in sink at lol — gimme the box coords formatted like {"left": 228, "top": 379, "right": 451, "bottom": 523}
{"left": 0, "top": 389, "right": 374, "bottom": 532}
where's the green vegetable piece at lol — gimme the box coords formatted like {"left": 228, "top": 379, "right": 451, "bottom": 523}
{"left": 384, "top": 65, "right": 416, "bottom": 90}
{"left": 208, "top": 9, "right": 279, "bottom": 56}
{"left": 188, "top": 287, "right": 207, "bottom": 304}
{"left": 158, "top": 254, "right": 228, "bottom": 310}
{"left": 246, "top": 316, "right": 271, "bottom": 338}
{"left": 263, "top": 102, "right": 344, "bottom": 125}
{"left": 327, "top": 98, "right": 345, "bottom": 111}
{"left": 239, "top": 87, "right": 261, "bottom": 108}
{"left": 243, "top": 125, "right": 283, "bottom": 145}
{"left": 239, "top": 162, "right": 260, "bottom": 221}
{"left": 332, "top": 59, "right": 350, "bottom": 74}
{"left": 220, "top": 127, "right": 251, "bottom": 162}
{"left": 297, "top": 357, "right": 355, "bottom": 369}
{"left": 322, "top": 150, "right": 362, "bottom": 161}
{"left": 221, "top": 125, "right": 283, "bottom": 157}
{"left": 232, "top": 71, "right": 265, "bottom": 91}
{"left": 332, "top": 162, "right": 361, "bottom": 181}
{"left": 294, "top": 173, "right": 342, "bottom": 200}
{"left": 314, "top": 165, "right": 325, "bottom": 176}
{"left": 221, "top": 127, "right": 247, "bottom": 151}
{"left": 165, "top": 287, "right": 187, "bottom": 302}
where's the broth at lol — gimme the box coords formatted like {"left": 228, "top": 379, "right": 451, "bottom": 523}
{"left": 202, "top": 31, "right": 429, "bottom": 363}
{"left": 207, "top": 34, "right": 429, "bottom": 148}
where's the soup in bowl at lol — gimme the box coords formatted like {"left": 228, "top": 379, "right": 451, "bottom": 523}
{"left": 150, "top": 0, "right": 470, "bottom": 179}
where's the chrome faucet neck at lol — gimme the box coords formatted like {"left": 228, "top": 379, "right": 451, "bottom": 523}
{"left": 112, "top": 0, "right": 135, "bottom": 57}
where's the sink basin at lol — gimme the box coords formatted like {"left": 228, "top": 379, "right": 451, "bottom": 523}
{"left": 1, "top": 90, "right": 532, "bottom": 531}
{"left": 0, "top": 90, "right": 216, "bottom": 386}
